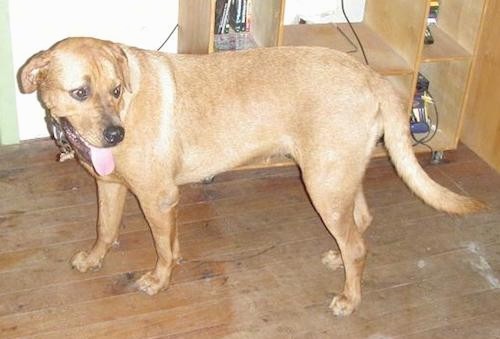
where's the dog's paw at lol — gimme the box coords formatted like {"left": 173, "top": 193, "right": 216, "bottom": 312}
{"left": 329, "top": 294, "right": 358, "bottom": 317}
{"left": 71, "top": 251, "right": 103, "bottom": 272}
{"left": 135, "top": 271, "right": 168, "bottom": 295}
{"left": 321, "top": 250, "right": 343, "bottom": 271}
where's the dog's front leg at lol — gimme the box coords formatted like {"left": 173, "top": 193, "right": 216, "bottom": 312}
{"left": 71, "top": 180, "right": 128, "bottom": 272}
{"left": 135, "top": 187, "right": 180, "bottom": 295}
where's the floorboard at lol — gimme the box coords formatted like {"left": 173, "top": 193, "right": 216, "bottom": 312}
{"left": 0, "top": 139, "right": 499, "bottom": 338}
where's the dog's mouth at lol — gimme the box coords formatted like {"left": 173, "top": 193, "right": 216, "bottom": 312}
{"left": 56, "top": 118, "right": 116, "bottom": 176}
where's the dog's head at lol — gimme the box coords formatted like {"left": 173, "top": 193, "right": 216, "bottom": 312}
{"left": 19, "top": 37, "right": 132, "bottom": 176}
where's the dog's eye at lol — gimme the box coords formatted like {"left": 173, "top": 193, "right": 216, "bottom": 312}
{"left": 70, "top": 87, "right": 89, "bottom": 101}
{"left": 113, "top": 85, "right": 121, "bottom": 99}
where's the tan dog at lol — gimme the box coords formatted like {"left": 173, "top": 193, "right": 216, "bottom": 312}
{"left": 19, "top": 37, "right": 483, "bottom": 316}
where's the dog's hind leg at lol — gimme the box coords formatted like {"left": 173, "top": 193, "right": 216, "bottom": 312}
{"left": 302, "top": 161, "right": 367, "bottom": 316}
{"left": 354, "top": 186, "right": 372, "bottom": 234}
{"left": 322, "top": 186, "right": 372, "bottom": 272}
{"left": 71, "top": 180, "right": 127, "bottom": 272}
{"left": 135, "top": 187, "right": 180, "bottom": 295}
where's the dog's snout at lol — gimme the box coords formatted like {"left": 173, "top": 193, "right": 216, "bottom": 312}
{"left": 103, "top": 125, "right": 125, "bottom": 146}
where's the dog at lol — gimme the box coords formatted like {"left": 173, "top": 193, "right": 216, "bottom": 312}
{"left": 19, "top": 37, "right": 484, "bottom": 316}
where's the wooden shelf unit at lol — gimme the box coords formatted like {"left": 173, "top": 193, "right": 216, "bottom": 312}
{"left": 421, "top": 26, "right": 471, "bottom": 63}
{"left": 282, "top": 23, "right": 414, "bottom": 76}
{"left": 419, "top": 0, "right": 487, "bottom": 149}
{"left": 178, "top": 0, "right": 285, "bottom": 54}
{"left": 177, "top": 0, "right": 489, "bottom": 163}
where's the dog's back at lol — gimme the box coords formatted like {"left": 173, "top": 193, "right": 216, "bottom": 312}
{"left": 150, "top": 47, "right": 382, "bottom": 182}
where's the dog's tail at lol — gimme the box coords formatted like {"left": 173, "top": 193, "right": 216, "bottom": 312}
{"left": 375, "top": 77, "right": 485, "bottom": 215}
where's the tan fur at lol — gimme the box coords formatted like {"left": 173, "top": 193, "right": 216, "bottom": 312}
{"left": 19, "top": 37, "right": 484, "bottom": 316}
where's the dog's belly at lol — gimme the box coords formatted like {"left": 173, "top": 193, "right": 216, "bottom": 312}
{"left": 174, "top": 138, "right": 289, "bottom": 184}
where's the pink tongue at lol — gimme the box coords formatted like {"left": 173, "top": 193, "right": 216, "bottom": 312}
{"left": 89, "top": 146, "right": 115, "bottom": 176}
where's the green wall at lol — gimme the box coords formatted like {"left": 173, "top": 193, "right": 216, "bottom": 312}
{"left": 0, "top": 0, "right": 19, "bottom": 145}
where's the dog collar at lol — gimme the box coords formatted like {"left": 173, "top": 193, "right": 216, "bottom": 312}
{"left": 49, "top": 116, "right": 75, "bottom": 162}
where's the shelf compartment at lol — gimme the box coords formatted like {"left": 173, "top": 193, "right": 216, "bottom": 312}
{"left": 436, "top": 0, "right": 486, "bottom": 53}
{"left": 179, "top": 0, "right": 284, "bottom": 54}
{"left": 420, "top": 59, "right": 472, "bottom": 149}
{"left": 371, "top": 128, "right": 456, "bottom": 158}
{"left": 282, "top": 23, "right": 413, "bottom": 76}
{"left": 421, "top": 26, "right": 472, "bottom": 63}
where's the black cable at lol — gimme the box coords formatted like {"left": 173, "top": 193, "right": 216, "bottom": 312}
{"left": 340, "top": 0, "right": 369, "bottom": 65}
{"left": 422, "top": 92, "right": 439, "bottom": 143}
{"left": 411, "top": 130, "right": 434, "bottom": 153}
{"left": 157, "top": 24, "right": 179, "bottom": 51}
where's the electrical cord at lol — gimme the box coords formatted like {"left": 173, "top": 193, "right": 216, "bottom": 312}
{"left": 157, "top": 24, "right": 179, "bottom": 51}
{"left": 160, "top": 2, "right": 369, "bottom": 66}
{"left": 411, "top": 131, "right": 434, "bottom": 153}
{"left": 340, "top": 0, "right": 369, "bottom": 65}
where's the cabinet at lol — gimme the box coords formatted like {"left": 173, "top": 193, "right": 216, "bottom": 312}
{"left": 460, "top": 0, "right": 500, "bottom": 172}
{"left": 177, "top": 0, "right": 488, "bottom": 166}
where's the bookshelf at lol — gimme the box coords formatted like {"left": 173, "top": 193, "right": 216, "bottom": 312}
{"left": 178, "top": 0, "right": 284, "bottom": 54}
{"left": 177, "top": 0, "right": 489, "bottom": 167}
{"left": 418, "top": 0, "right": 487, "bottom": 152}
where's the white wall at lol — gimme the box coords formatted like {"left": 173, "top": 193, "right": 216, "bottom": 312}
{"left": 284, "top": 0, "right": 365, "bottom": 24}
{"left": 10, "top": 0, "right": 179, "bottom": 140}
{"left": 10, "top": 0, "right": 365, "bottom": 140}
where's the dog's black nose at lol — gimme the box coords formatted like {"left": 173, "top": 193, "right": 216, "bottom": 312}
{"left": 103, "top": 125, "right": 125, "bottom": 145}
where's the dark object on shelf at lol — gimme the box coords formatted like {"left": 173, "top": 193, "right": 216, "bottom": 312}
{"left": 424, "top": 26, "right": 434, "bottom": 44}
{"left": 229, "top": 0, "right": 247, "bottom": 33}
{"left": 411, "top": 121, "right": 430, "bottom": 134}
{"left": 215, "top": 0, "right": 231, "bottom": 34}
{"left": 411, "top": 73, "right": 432, "bottom": 135}
{"left": 428, "top": 1, "right": 439, "bottom": 24}
{"left": 416, "top": 72, "right": 430, "bottom": 93}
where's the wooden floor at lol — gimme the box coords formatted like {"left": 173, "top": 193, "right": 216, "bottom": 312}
{"left": 0, "top": 139, "right": 499, "bottom": 338}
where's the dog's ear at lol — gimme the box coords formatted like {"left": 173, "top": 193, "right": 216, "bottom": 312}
{"left": 110, "top": 44, "right": 132, "bottom": 93}
{"left": 19, "top": 50, "right": 51, "bottom": 93}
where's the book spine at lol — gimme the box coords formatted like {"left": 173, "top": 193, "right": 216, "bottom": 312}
{"left": 222, "top": 0, "right": 231, "bottom": 34}
{"left": 232, "top": 0, "right": 242, "bottom": 32}
{"left": 240, "top": 0, "right": 247, "bottom": 32}
{"left": 217, "top": 2, "right": 225, "bottom": 34}
{"left": 246, "top": 0, "right": 252, "bottom": 32}
{"left": 214, "top": 0, "right": 222, "bottom": 34}
{"left": 229, "top": 0, "right": 235, "bottom": 32}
